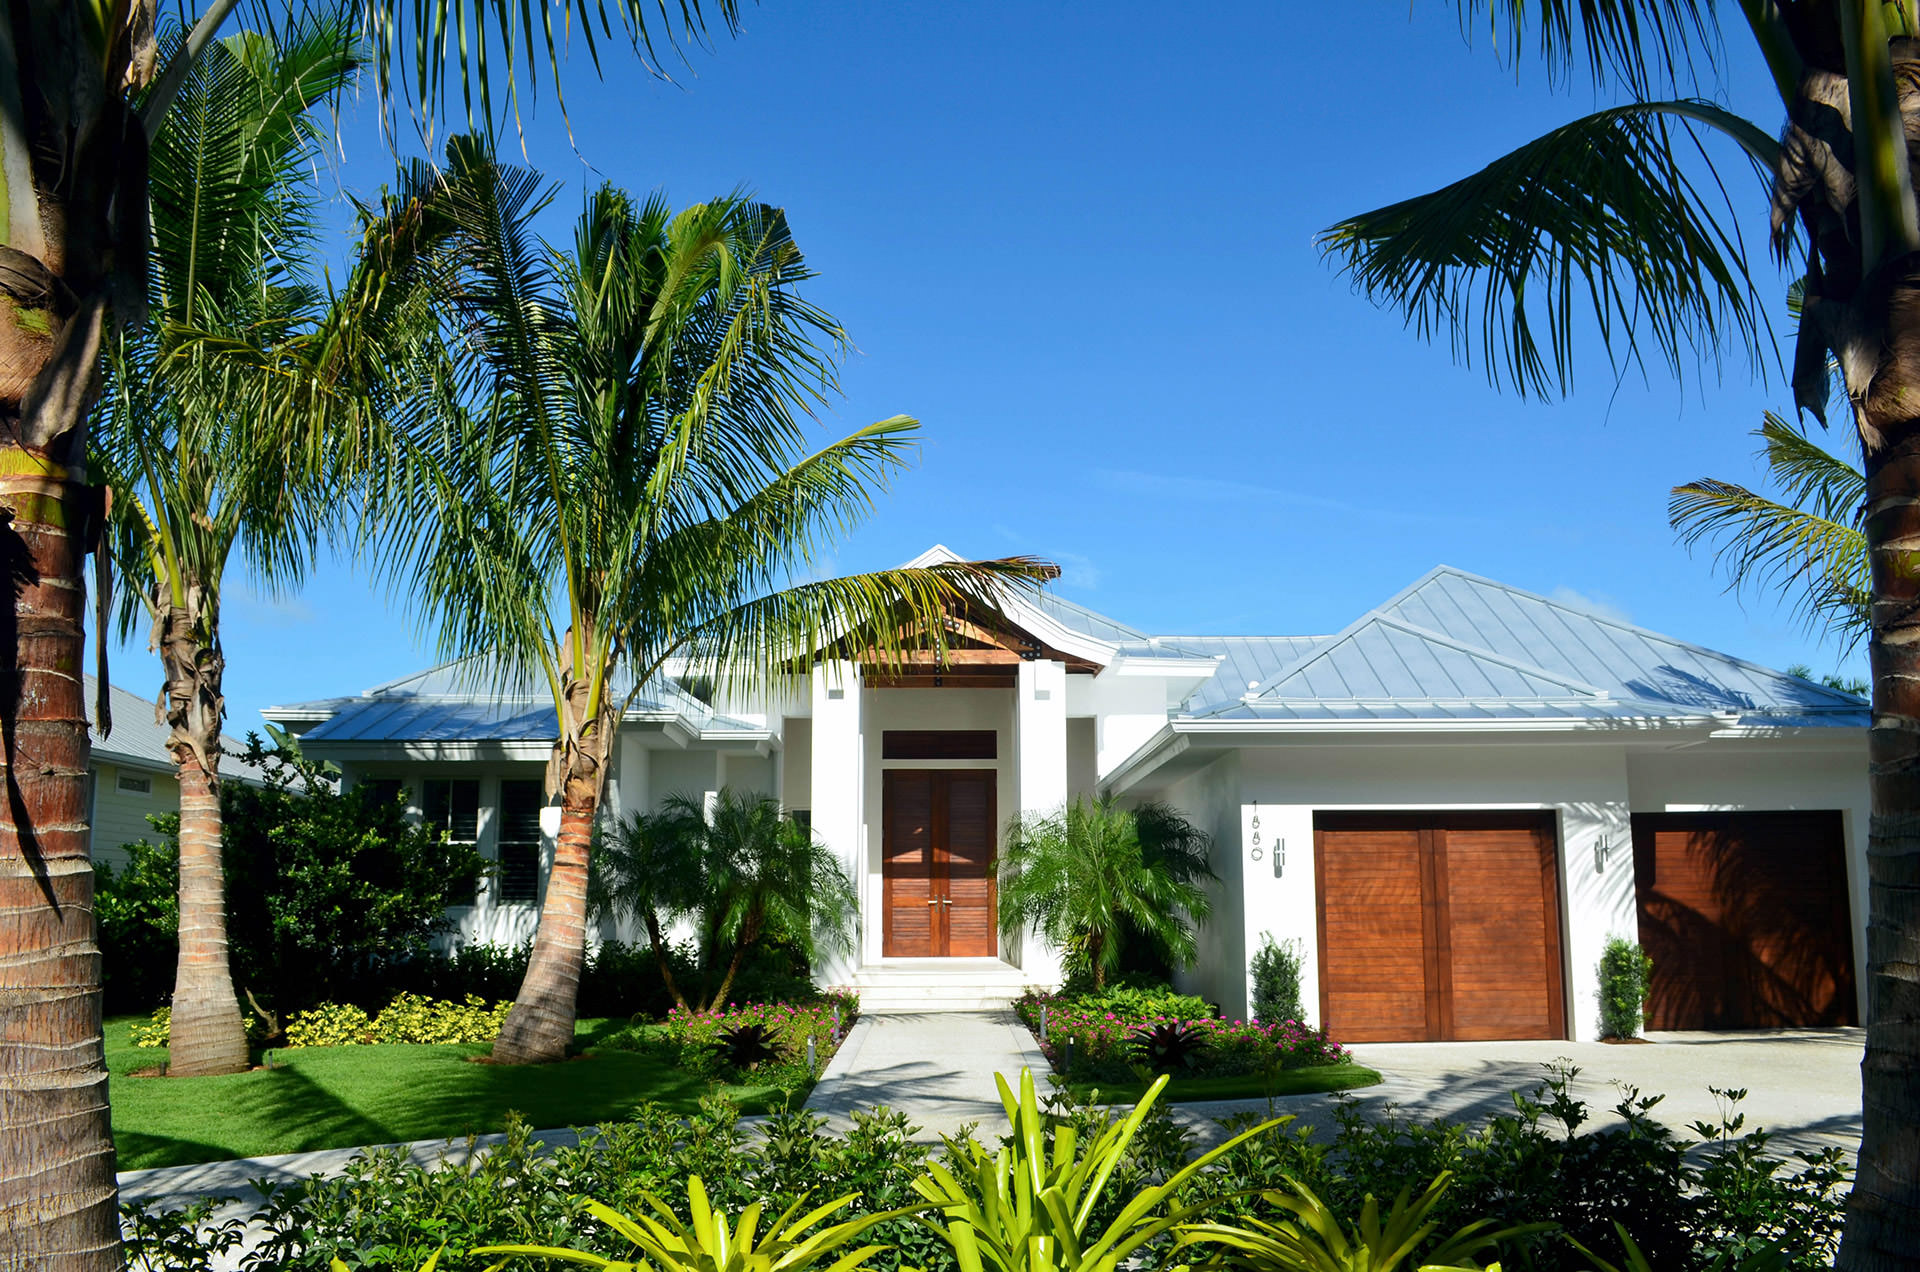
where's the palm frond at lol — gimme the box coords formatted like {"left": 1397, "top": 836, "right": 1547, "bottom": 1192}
{"left": 1448, "top": 0, "right": 1721, "bottom": 94}
{"left": 360, "top": 0, "right": 740, "bottom": 139}
{"left": 1321, "top": 99, "right": 1774, "bottom": 398}
{"left": 1670, "top": 413, "right": 1868, "bottom": 643}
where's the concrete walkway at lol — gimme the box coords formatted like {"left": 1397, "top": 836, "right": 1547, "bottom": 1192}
{"left": 1168, "top": 1029, "right": 1865, "bottom": 1161}
{"left": 803, "top": 1009, "right": 1050, "bottom": 1138}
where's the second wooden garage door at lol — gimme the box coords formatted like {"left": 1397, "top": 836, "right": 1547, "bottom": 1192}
{"left": 1315, "top": 812, "right": 1566, "bottom": 1042}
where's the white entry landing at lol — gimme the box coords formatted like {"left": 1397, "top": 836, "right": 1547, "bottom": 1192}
{"left": 848, "top": 957, "right": 1051, "bottom": 1012}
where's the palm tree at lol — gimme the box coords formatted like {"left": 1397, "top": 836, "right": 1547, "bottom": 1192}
{"left": 1, "top": 2, "right": 736, "bottom": 1259}
{"left": 678, "top": 788, "right": 857, "bottom": 1011}
{"left": 364, "top": 141, "right": 1050, "bottom": 1064}
{"left": 1670, "top": 412, "right": 1869, "bottom": 647}
{"left": 590, "top": 806, "right": 707, "bottom": 1013}
{"left": 998, "top": 797, "right": 1212, "bottom": 990}
{"left": 88, "top": 16, "right": 372, "bottom": 1079}
{"left": 1323, "top": 4, "right": 1920, "bottom": 1260}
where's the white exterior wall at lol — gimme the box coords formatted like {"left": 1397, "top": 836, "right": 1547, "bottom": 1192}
{"left": 811, "top": 662, "right": 864, "bottom": 984}
{"left": 1149, "top": 733, "right": 1866, "bottom": 1041}
{"left": 1015, "top": 660, "right": 1069, "bottom": 980}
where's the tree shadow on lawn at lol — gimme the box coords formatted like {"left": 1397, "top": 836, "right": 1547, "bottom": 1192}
{"left": 113, "top": 1043, "right": 755, "bottom": 1171}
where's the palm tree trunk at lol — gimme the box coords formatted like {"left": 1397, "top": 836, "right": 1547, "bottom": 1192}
{"left": 702, "top": 910, "right": 761, "bottom": 1012}
{"left": 641, "top": 907, "right": 689, "bottom": 1012}
{"left": 492, "top": 790, "right": 598, "bottom": 1063}
{"left": 1843, "top": 339, "right": 1920, "bottom": 1267}
{"left": 0, "top": 5, "right": 145, "bottom": 1262}
{"left": 159, "top": 605, "right": 248, "bottom": 1077}
{"left": 492, "top": 681, "right": 616, "bottom": 1066}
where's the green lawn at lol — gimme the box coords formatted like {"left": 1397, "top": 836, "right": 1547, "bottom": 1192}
{"left": 1060, "top": 1065, "right": 1384, "bottom": 1104}
{"left": 108, "top": 1016, "right": 810, "bottom": 1171}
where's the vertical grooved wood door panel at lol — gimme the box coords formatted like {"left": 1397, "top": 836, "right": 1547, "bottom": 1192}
{"left": 1443, "top": 826, "right": 1563, "bottom": 1041}
{"left": 944, "top": 772, "right": 997, "bottom": 956}
{"left": 1315, "top": 826, "right": 1430, "bottom": 1042}
{"left": 882, "top": 769, "right": 998, "bottom": 958}
{"left": 1632, "top": 812, "right": 1856, "bottom": 1029}
{"left": 1316, "top": 812, "right": 1565, "bottom": 1043}
{"left": 882, "top": 771, "right": 934, "bottom": 956}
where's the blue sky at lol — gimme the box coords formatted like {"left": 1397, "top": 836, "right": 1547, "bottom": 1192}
{"left": 142, "top": 3, "right": 1859, "bottom": 735}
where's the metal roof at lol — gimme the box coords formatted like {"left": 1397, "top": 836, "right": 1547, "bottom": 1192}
{"left": 87, "top": 675, "right": 272, "bottom": 782}
{"left": 287, "top": 653, "right": 765, "bottom": 744}
{"left": 1183, "top": 567, "right": 1867, "bottom": 727}
{"left": 1148, "top": 636, "right": 1332, "bottom": 714}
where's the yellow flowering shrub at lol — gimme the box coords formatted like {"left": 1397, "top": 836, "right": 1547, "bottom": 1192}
{"left": 132, "top": 1007, "right": 171, "bottom": 1049}
{"left": 283, "top": 994, "right": 511, "bottom": 1048}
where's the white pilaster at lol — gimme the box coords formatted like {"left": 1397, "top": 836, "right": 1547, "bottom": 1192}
{"left": 1015, "top": 659, "right": 1069, "bottom": 982}
{"left": 810, "top": 661, "right": 864, "bottom": 986}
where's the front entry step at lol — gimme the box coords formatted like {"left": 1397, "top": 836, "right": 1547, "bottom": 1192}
{"left": 850, "top": 957, "right": 1053, "bottom": 1013}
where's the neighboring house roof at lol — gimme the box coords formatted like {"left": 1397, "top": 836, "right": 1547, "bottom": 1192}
{"left": 86, "top": 675, "right": 272, "bottom": 783}
{"left": 271, "top": 656, "right": 767, "bottom": 745}
{"left": 1180, "top": 567, "right": 1867, "bottom": 728}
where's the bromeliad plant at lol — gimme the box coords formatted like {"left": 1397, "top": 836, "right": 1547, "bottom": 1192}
{"left": 472, "top": 1177, "right": 911, "bottom": 1272}
{"left": 910, "top": 1068, "right": 1284, "bottom": 1272}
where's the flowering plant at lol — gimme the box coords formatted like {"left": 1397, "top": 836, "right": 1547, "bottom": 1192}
{"left": 1015, "top": 989, "right": 1348, "bottom": 1082}
{"left": 651, "top": 991, "right": 859, "bottom": 1085}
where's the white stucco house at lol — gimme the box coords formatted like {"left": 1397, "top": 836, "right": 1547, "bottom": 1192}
{"left": 265, "top": 548, "right": 1868, "bottom": 1042}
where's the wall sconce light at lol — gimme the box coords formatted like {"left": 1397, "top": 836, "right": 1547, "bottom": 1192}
{"left": 1273, "top": 838, "right": 1286, "bottom": 879}
{"left": 1594, "top": 836, "right": 1609, "bottom": 873}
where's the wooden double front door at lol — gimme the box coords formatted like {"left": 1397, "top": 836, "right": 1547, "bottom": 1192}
{"left": 1315, "top": 812, "right": 1567, "bottom": 1043}
{"left": 882, "top": 770, "right": 997, "bottom": 957}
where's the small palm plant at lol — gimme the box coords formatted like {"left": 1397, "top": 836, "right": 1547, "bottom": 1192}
{"left": 912, "top": 1068, "right": 1283, "bottom": 1272}
{"left": 997, "top": 799, "right": 1211, "bottom": 989}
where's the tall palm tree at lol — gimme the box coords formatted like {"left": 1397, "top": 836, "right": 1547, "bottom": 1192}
{"left": 1320, "top": 5, "right": 1920, "bottom": 1260}
{"left": 1, "top": 2, "right": 735, "bottom": 1259}
{"left": 90, "top": 15, "right": 369, "bottom": 1079}
{"left": 998, "top": 797, "right": 1212, "bottom": 990}
{"left": 365, "top": 141, "right": 1051, "bottom": 1064}
{"left": 1670, "top": 412, "right": 1869, "bottom": 645}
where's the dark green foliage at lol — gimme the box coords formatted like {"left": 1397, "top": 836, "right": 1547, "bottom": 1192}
{"left": 93, "top": 841, "right": 181, "bottom": 1015}
{"left": 121, "top": 1060, "right": 1844, "bottom": 1272}
{"left": 1598, "top": 937, "right": 1655, "bottom": 1039}
{"left": 398, "top": 938, "right": 705, "bottom": 1019}
{"left": 95, "top": 737, "right": 486, "bottom": 1017}
{"left": 1249, "top": 932, "right": 1305, "bottom": 1024}
{"left": 716, "top": 1022, "right": 783, "bottom": 1069}
{"left": 1131, "top": 1020, "right": 1210, "bottom": 1073}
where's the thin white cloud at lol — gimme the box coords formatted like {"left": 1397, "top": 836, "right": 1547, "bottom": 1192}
{"left": 1549, "top": 586, "right": 1631, "bottom": 625}
{"left": 1049, "top": 550, "right": 1102, "bottom": 591}
{"left": 1090, "top": 468, "right": 1489, "bottom": 527}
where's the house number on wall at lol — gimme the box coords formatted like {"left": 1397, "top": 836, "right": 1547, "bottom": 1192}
{"left": 1250, "top": 804, "right": 1284, "bottom": 877}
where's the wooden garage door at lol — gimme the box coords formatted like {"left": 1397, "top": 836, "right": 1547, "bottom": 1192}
{"left": 1632, "top": 812, "right": 1856, "bottom": 1029}
{"left": 1315, "top": 812, "right": 1566, "bottom": 1042}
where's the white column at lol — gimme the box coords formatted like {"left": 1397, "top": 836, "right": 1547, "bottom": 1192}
{"left": 810, "top": 661, "right": 864, "bottom": 985}
{"left": 1015, "top": 659, "right": 1069, "bottom": 982}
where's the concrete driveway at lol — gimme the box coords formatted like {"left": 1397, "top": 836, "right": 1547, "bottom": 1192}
{"left": 1173, "top": 1029, "right": 1864, "bottom": 1161}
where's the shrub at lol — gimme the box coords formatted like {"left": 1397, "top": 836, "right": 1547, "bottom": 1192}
{"left": 1598, "top": 937, "right": 1655, "bottom": 1039}
{"left": 120, "top": 1063, "right": 1843, "bottom": 1272}
{"left": 1132, "top": 1019, "right": 1211, "bottom": 1073}
{"left": 97, "top": 736, "right": 486, "bottom": 1017}
{"left": 279, "top": 994, "right": 511, "bottom": 1048}
{"left": 1015, "top": 989, "right": 1348, "bottom": 1082}
{"left": 641, "top": 993, "right": 857, "bottom": 1086}
{"left": 1250, "top": 932, "right": 1305, "bottom": 1024}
